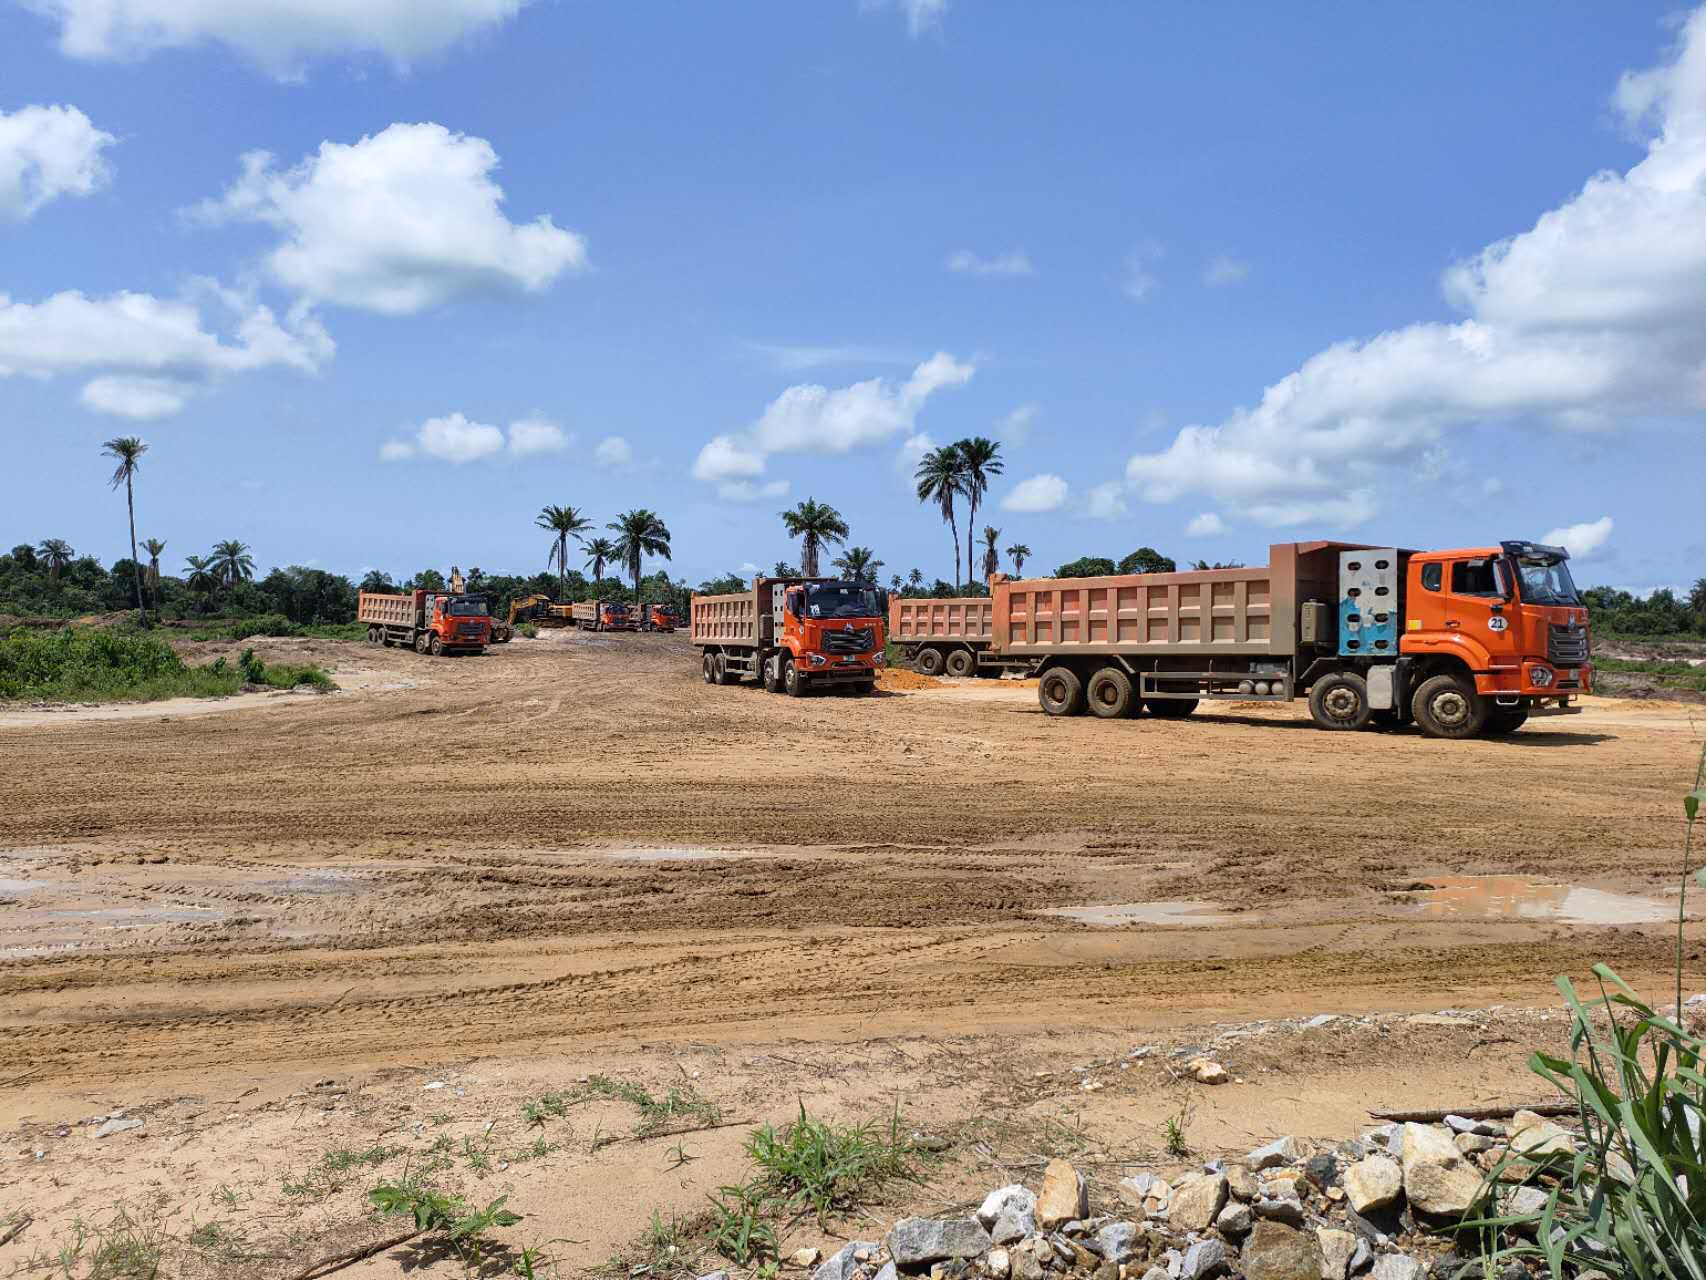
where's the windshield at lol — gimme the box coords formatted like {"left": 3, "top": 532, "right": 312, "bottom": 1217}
{"left": 446, "top": 596, "right": 488, "bottom": 617}
{"left": 804, "top": 584, "right": 884, "bottom": 619}
{"left": 1513, "top": 555, "right": 1581, "bottom": 607}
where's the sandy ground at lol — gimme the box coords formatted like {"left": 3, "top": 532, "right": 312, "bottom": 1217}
{"left": 1, "top": 630, "right": 1702, "bottom": 1276}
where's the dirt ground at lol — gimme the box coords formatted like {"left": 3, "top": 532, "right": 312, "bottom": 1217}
{"left": 1, "top": 630, "right": 1702, "bottom": 1276}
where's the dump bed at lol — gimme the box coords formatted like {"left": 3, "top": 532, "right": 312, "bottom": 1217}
{"left": 890, "top": 597, "right": 994, "bottom": 644}
{"left": 990, "top": 542, "right": 1365, "bottom": 659}
{"left": 571, "top": 601, "right": 600, "bottom": 625}
{"left": 357, "top": 591, "right": 421, "bottom": 627}
{"left": 691, "top": 583, "right": 773, "bottom": 649}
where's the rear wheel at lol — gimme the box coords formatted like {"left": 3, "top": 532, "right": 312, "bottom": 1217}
{"left": 1309, "top": 671, "right": 1371, "bottom": 731}
{"left": 701, "top": 652, "right": 716, "bottom": 684}
{"left": 782, "top": 657, "right": 807, "bottom": 698}
{"left": 945, "top": 648, "right": 976, "bottom": 678}
{"left": 1412, "top": 673, "right": 1487, "bottom": 739}
{"left": 1483, "top": 708, "right": 1530, "bottom": 737}
{"left": 915, "top": 647, "right": 945, "bottom": 676}
{"left": 1038, "top": 666, "right": 1087, "bottom": 717}
{"left": 366, "top": 625, "right": 380, "bottom": 645}
{"left": 713, "top": 653, "right": 731, "bottom": 685}
{"left": 1148, "top": 699, "right": 1199, "bottom": 718}
{"left": 1086, "top": 667, "right": 1136, "bottom": 719}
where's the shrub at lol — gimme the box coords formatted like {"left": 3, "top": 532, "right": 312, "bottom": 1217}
{"left": 0, "top": 626, "right": 334, "bottom": 702}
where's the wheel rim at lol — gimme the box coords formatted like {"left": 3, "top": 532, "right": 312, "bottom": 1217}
{"left": 784, "top": 663, "right": 796, "bottom": 691}
{"left": 1094, "top": 681, "right": 1118, "bottom": 708}
{"left": 1432, "top": 689, "right": 1471, "bottom": 728}
{"left": 1322, "top": 685, "right": 1361, "bottom": 722}
{"left": 1043, "top": 675, "right": 1068, "bottom": 706}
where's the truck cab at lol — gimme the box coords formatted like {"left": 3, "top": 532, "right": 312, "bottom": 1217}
{"left": 600, "top": 602, "right": 633, "bottom": 630}
{"left": 427, "top": 593, "right": 494, "bottom": 653}
{"left": 770, "top": 580, "right": 887, "bottom": 693}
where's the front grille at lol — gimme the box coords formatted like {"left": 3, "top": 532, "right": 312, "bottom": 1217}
{"left": 1548, "top": 623, "right": 1589, "bottom": 666}
{"left": 823, "top": 626, "right": 874, "bottom": 655}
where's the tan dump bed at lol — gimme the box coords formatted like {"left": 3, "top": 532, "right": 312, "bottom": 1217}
{"left": 691, "top": 584, "right": 772, "bottom": 649}
{"left": 571, "top": 601, "right": 600, "bottom": 625}
{"left": 990, "top": 542, "right": 1361, "bottom": 659}
{"left": 357, "top": 591, "right": 418, "bottom": 627}
{"left": 890, "top": 597, "right": 993, "bottom": 643}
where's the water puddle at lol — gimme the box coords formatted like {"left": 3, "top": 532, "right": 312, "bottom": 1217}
{"left": 1411, "top": 876, "right": 1671, "bottom": 925}
{"left": 1037, "top": 900, "right": 1236, "bottom": 927}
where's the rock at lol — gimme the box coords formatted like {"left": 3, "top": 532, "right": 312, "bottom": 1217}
{"left": 1254, "top": 1189, "right": 1306, "bottom": 1225}
{"left": 1509, "top": 1111, "right": 1575, "bottom": 1159}
{"left": 1400, "top": 1123, "right": 1484, "bottom": 1217}
{"left": 1160, "top": 1248, "right": 1184, "bottom": 1279}
{"left": 1453, "top": 1133, "right": 1494, "bottom": 1155}
{"left": 1093, "top": 1222, "right": 1144, "bottom": 1265}
{"left": 1037, "top": 1159, "right": 1089, "bottom": 1228}
{"left": 1188, "top": 1058, "right": 1230, "bottom": 1085}
{"left": 884, "top": 1217, "right": 993, "bottom": 1268}
{"left": 1304, "top": 1154, "right": 1339, "bottom": 1188}
{"left": 789, "top": 1247, "right": 821, "bottom": 1268}
{"left": 1317, "top": 1229, "right": 1357, "bottom": 1280}
{"left": 1497, "top": 1186, "right": 1549, "bottom": 1219}
{"left": 873, "top": 1267, "right": 898, "bottom": 1280}
{"left": 1226, "top": 1164, "right": 1259, "bottom": 1201}
{"left": 1405, "top": 1014, "right": 1473, "bottom": 1027}
{"left": 94, "top": 1117, "right": 143, "bottom": 1138}
{"left": 979, "top": 1185, "right": 1039, "bottom": 1245}
{"left": 1179, "top": 1239, "right": 1227, "bottom": 1280}
{"left": 1358, "top": 1124, "right": 1398, "bottom": 1153}
{"left": 1371, "top": 1257, "right": 1423, "bottom": 1280}
{"left": 1241, "top": 1223, "right": 1324, "bottom": 1280}
{"left": 814, "top": 1242, "right": 878, "bottom": 1280}
{"left": 1214, "top": 1201, "right": 1252, "bottom": 1239}
{"left": 1442, "top": 1115, "right": 1477, "bottom": 1134}
{"left": 1009, "top": 1240, "right": 1047, "bottom": 1280}
{"left": 1249, "top": 1137, "right": 1300, "bottom": 1170}
{"left": 1343, "top": 1156, "right": 1402, "bottom": 1214}
{"left": 1141, "top": 1270, "right": 1169, "bottom": 1280}
{"left": 1305, "top": 1014, "right": 1339, "bottom": 1028}
{"left": 986, "top": 1247, "right": 1011, "bottom": 1279}
{"left": 1169, "top": 1172, "right": 1227, "bottom": 1232}
{"left": 697, "top": 1273, "right": 730, "bottom": 1280}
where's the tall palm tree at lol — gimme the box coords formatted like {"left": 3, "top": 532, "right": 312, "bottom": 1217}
{"left": 980, "top": 526, "right": 1001, "bottom": 583}
{"left": 953, "top": 437, "right": 1004, "bottom": 586}
{"left": 536, "top": 504, "right": 592, "bottom": 601}
{"left": 779, "top": 498, "right": 849, "bottom": 578}
{"left": 141, "top": 538, "right": 167, "bottom": 607}
{"left": 37, "top": 538, "right": 75, "bottom": 581}
{"left": 907, "top": 568, "right": 923, "bottom": 590}
{"left": 102, "top": 436, "right": 149, "bottom": 624}
{"left": 831, "top": 546, "right": 884, "bottom": 582}
{"left": 582, "top": 536, "right": 619, "bottom": 585}
{"left": 184, "top": 554, "right": 219, "bottom": 596}
{"left": 914, "top": 445, "right": 965, "bottom": 590}
{"left": 210, "top": 539, "right": 254, "bottom": 590}
{"left": 360, "top": 569, "right": 393, "bottom": 594}
{"left": 1006, "top": 543, "right": 1031, "bottom": 577}
{"left": 608, "top": 510, "right": 671, "bottom": 607}
{"left": 889, "top": 573, "right": 902, "bottom": 591}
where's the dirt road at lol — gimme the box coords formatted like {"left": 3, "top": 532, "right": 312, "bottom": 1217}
{"left": 1, "top": 631, "right": 1701, "bottom": 1271}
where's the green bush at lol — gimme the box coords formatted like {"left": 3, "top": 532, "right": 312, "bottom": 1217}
{"left": 0, "top": 626, "right": 334, "bottom": 702}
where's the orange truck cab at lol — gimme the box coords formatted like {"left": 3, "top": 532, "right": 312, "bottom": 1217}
{"left": 690, "top": 577, "right": 886, "bottom": 696}
{"left": 644, "top": 604, "right": 677, "bottom": 632}
{"left": 600, "top": 603, "right": 634, "bottom": 630}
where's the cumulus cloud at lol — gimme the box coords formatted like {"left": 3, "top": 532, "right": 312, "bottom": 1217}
{"left": 194, "top": 123, "right": 586, "bottom": 314}
{"left": 1541, "top": 515, "right": 1615, "bottom": 559}
{"left": 1002, "top": 473, "right": 1069, "bottom": 514}
{"left": 1124, "top": 8, "right": 1706, "bottom": 529}
{"left": 507, "top": 415, "right": 569, "bottom": 456}
{"left": 0, "top": 282, "right": 331, "bottom": 417}
{"left": 1204, "top": 254, "right": 1249, "bottom": 287}
{"left": 383, "top": 412, "right": 579, "bottom": 462}
{"left": 594, "top": 435, "right": 632, "bottom": 468}
{"left": 692, "top": 352, "right": 974, "bottom": 499}
{"left": 946, "top": 249, "right": 1035, "bottom": 278}
{"left": 1185, "top": 512, "right": 1227, "bottom": 538}
{"left": 1083, "top": 481, "right": 1128, "bottom": 521}
{"left": 26, "top": 0, "right": 526, "bottom": 77}
{"left": 998, "top": 402, "right": 1037, "bottom": 447}
{"left": 0, "top": 104, "right": 115, "bottom": 221}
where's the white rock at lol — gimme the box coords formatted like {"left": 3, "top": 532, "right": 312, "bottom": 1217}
{"left": 1169, "top": 1172, "right": 1228, "bottom": 1232}
{"left": 1342, "top": 1155, "right": 1402, "bottom": 1214}
{"left": 1509, "top": 1111, "right": 1575, "bottom": 1159}
{"left": 1400, "top": 1123, "right": 1484, "bottom": 1217}
{"left": 94, "top": 1117, "right": 143, "bottom": 1139}
{"left": 789, "top": 1247, "right": 821, "bottom": 1268}
{"left": 1370, "top": 1257, "right": 1423, "bottom": 1280}
{"left": 978, "top": 1185, "right": 1038, "bottom": 1245}
{"left": 1248, "top": 1136, "right": 1299, "bottom": 1170}
{"left": 1188, "top": 1058, "right": 1230, "bottom": 1085}
{"left": 985, "top": 1247, "right": 1011, "bottom": 1279}
{"left": 1316, "top": 1229, "right": 1356, "bottom": 1280}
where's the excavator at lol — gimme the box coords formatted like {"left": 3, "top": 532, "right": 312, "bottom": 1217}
{"left": 508, "top": 593, "right": 574, "bottom": 629}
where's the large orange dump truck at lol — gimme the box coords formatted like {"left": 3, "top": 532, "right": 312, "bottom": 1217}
{"left": 692, "top": 576, "right": 886, "bottom": 696}
{"left": 991, "top": 539, "right": 1590, "bottom": 738}
{"left": 889, "top": 596, "right": 1035, "bottom": 678}
{"left": 359, "top": 590, "right": 492, "bottom": 656}
{"left": 571, "top": 600, "right": 635, "bottom": 632}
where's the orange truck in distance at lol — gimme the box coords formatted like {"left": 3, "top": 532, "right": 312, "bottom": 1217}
{"left": 993, "top": 539, "right": 1589, "bottom": 738}
{"left": 642, "top": 604, "right": 678, "bottom": 632}
{"left": 570, "top": 600, "right": 635, "bottom": 631}
{"left": 359, "top": 590, "right": 493, "bottom": 656}
{"left": 890, "top": 595, "right": 1035, "bottom": 678}
{"left": 693, "top": 576, "right": 886, "bottom": 696}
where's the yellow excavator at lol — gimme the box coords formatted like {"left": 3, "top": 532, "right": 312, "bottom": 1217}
{"left": 508, "top": 593, "right": 574, "bottom": 629}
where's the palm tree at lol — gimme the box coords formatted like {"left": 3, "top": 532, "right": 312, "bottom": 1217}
{"left": 141, "top": 538, "right": 167, "bottom": 607}
{"left": 980, "top": 526, "right": 1002, "bottom": 583}
{"left": 832, "top": 546, "right": 884, "bottom": 582}
{"left": 582, "top": 536, "right": 619, "bottom": 585}
{"left": 953, "top": 437, "right": 1004, "bottom": 586}
{"left": 889, "top": 573, "right": 902, "bottom": 591}
{"left": 914, "top": 445, "right": 965, "bottom": 590}
{"left": 608, "top": 509, "right": 671, "bottom": 607}
{"left": 779, "top": 498, "right": 849, "bottom": 577}
{"left": 184, "top": 554, "right": 219, "bottom": 596}
{"left": 102, "top": 436, "right": 149, "bottom": 624}
{"left": 536, "top": 504, "right": 592, "bottom": 601}
{"left": 907, "top": 568, "right": 923, "bottom": 590}
{"left": 37, "top": 538, "right": 75, "bottom": 581}
{"left": 210, "top": 539, "right": 255, "bottom": 590}
{"left": 359, "top": 569, "right": 393, "bottom": 594}
{"left": 1006, "top": 543, "right": 1031, "bottom": 577}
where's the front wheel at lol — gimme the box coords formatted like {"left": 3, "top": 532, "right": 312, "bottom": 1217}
{"left": 429, "top": 634, "right": 443, "bottom": 657}
{"left": 763, "top": 655, "right": 783, "bottom": 693}
{"left": 945, "top": 649, "right": 976, "bottom": 678}
{"left": 1038, "top": 666, "right": 1087, "bottom": 717}
{"left": 1412, "top": 673, "right": 1487, "bottom": 739}
{"left": 414, "top": 632, "right": 429, "bottom": 654}
{"left": 1309, "top": 672, "right": 1371, "bottom": 731}
{"left": 782, "top": 657, "right": 807, "bottom": 698}
{"left": 915, "top": 647, "right": 945, "bottom": 676}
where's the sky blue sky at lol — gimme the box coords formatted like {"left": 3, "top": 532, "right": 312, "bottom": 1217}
{"left": 4, "top": 1, "right": 1703, "bottom": 592}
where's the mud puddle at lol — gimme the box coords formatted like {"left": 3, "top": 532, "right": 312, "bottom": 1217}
{"left": 1411, "top": 875, "right": 1672, "bottom": 925}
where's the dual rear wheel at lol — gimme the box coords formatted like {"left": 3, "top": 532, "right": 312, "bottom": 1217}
{"left": 1038, "top": 665, "right": 1198, "bottom": 719}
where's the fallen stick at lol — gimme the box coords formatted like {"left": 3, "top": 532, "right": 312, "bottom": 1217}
{"left": 284, "top": 1227, "right": 422, "bottom": 1280}
{"left": 1, "top": 1215, "right": 33, "bottom": 1248}
{"left": 1368, "top": 1102, "right": 1575, "bottom": 1124}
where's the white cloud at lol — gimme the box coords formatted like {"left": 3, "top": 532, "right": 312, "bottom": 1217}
{"left": 27, "top": 0, "right": 526, "bottom": 77}
{"left": 383, "top": 412, "right": 581, "bottom": 461}
{"left": 1121, "top": 241, "right": 1164, "bottom": 301}
{"left": 194, "top": 123, "right": 586, "bottom": 315}
{"left": 863, "top": 0, "right": 947, "bottom": 37}
{"left": 0, "top": 282, "right": 330, "bottom": 417}
{"left": 378, "top": 439, "right": 416, "bottom": 462}
{"left": 0, "top": 104, "right": 115, "bottom": 221}
{"left": 894, "top": 431, "right": 934, "bottom": 486}
{"left": 946, "top": 249, "right": 1034, "bottom": 278}
{"left": 594, "top": 435, "right": 632, "bottom": 468}
{"left": 714, "top": 479, "right": 790, "bottom": 503}
{"left": 1541, "top": 515, "right": 1614, "bottom": 559}
{"left": 1204, "top": 254, "right": 1250, "bottom": 287}
{"left": 1124, "top": 8, "right": 1706, "bottom": 530}
{"left": 693, "top": 434, "right": 768, "bottom": 483}
{"left": 419, "top": 411, "right": 504, "bottom": 463}
{"left": 1002, "top": 473, "right": 1069, "bottom": 514}
{"left": 746, "top": 342, "right": 903, "bottom": 373}
{"left": 507, "top": 415, "right": 569, "bottom": 456}
{"left": 1185, "top": 512, "right": 1227, "bottom": 538}
{"left": 1083, "top": 481, "right": 1128, "bottom": 521}
{"left": 998, "top": 402, "right": 1037, "bottom": 447}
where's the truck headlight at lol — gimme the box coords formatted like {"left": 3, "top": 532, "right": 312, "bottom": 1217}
{"left": 808, "top": 653, "right": 827, "bottom": 666}
{"left": 1529, "top": 665, "right": 1555, "bottom": 687}
{"left": 872, "top": 653, "right": 885, "bottom": 665}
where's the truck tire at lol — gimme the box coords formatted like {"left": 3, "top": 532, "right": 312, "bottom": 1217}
{"left": 945, "top": 649, "right": 976, "bottom": 678}
{"left": 366, "top": 625, "right": 379, "bottom": 645}
{"left": 1086, "top": 667, "right": 1136, "bottom": 718}
{"left": 1483, "top": 708, "right": 1529, "bottom": 737}
{"left": 378, "top": 629, "right": 392, "bottom": 647}
{"left": 1038, "top": 666, "right": 1087, "bottom": 717}
{"left": 414, "top": 632, "right": 429, "bottom": 654}
{"left": 763, "top": 655, "right": 783, "bottom": 693}
{"left": 916, "top": 647, "right": 945, "bottom": 676}
{"left": 782, "top": 657, "right": 807, "bottom": 697}
{"left": 702, "top": 652, "right": 717, "bottom": 684}
{"left": 429, "top": 634, "right": 443, "bottom": 657}
{"left": 1148, "top": 699, "right": 1198, "bottom": 718}
{"left": 713, "top": 653, "right": 732, "bottom": 685}
{"left": 1309, "top": 672, "right": 1371, "bottom": 730}
{"left": 1412, "top": 673, "right": 1487, "bottom": 739}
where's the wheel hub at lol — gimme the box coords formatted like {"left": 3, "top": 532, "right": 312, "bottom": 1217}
{"left": 1324, "top": 687, "right": 1359, "bottom": 720}
{"left": 1433, "top": 691, "right": 1470, "bottom": 726}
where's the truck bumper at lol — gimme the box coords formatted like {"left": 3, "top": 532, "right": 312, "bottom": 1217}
{"left": 1475, "top": 661, "right": 1592, "bottom": 699}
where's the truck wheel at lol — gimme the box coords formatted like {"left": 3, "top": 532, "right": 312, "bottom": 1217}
{"left": 1412, "top": 673, "right": 1487, "bottom": 739}
{"left": 916, "top": 647, "right": 945, "bottom": 676}
{"left": 702, "top": 652, "right": 717, "bottom": 684}
{"left": 945, "top": 649, "right": 976, "bottom": 678}
{"left": 1038, "top": 667, "right": 1087, "bottom": 717}
{"left": 713, "top": 653, "right": 731, "bottom": 685}
{"left": 365, "top": 626, "right": 379, "bottom": 646}
{"left": 1086, "top": 667, "right": 1136, "bottom": 718}
{"left": 763, "top": 656, "right": 784, "bottom": 693}
{"left": 377, "top": 629, "right": 391, "bottom": 647}
{"left": 414, "top": 632, "right": 428, "bottom": 654}
{"left": 782, "top": 657, "right": 807, "bottom": 698}
{"left": 1483, "top": 708, "right": 1529, "bottom": 737}
{"left": 429, "top": 634, "right": 443, "bottom": 657}
{"left": 1309, "top": 672, "right": 1371, "bottom": 730}
{"left": 1148, "top": 699, "right": 1198, "bottom": 718}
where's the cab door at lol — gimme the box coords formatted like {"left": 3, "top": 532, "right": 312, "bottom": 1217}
{"left": 1443, "top": 556, "right": 1518, "bottom": 671}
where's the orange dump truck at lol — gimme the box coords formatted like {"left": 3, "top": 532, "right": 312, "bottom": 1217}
{"left": 692, "top": 576, "right": 886, "bottom": 696}
{"left": 991, "top": 539, "right": 1590, "bottom": 738}
{"left": 359, "top": 590, "right": 492, "bottom": 656}
{"left": 641, "top": 604, "right": 678, "bottom": 632}
{"left": 571, "top": 600, "right": 635, "bottom": 631}
{"left": 890, "top": 596, "right": 1035, "bottom": 678}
